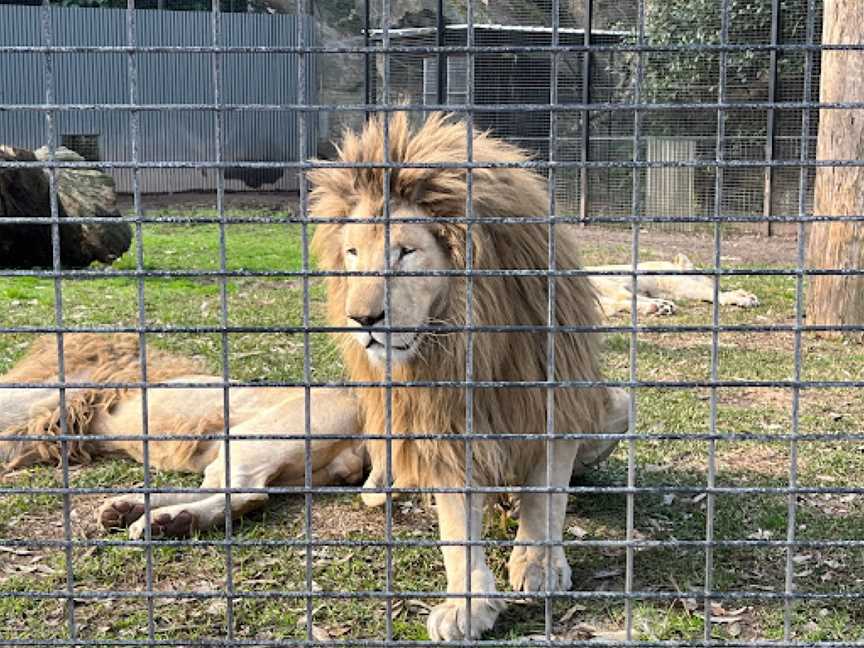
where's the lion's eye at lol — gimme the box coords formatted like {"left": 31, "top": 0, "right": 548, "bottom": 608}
{"left": 398, "top": 247, "right": 416, "bottom": 260}
{"left": 345, "top": 248, "right": 358, "bottom": 257}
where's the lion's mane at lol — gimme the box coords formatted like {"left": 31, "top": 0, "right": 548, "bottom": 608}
{"left": 1, "top": 334, "right": 206, "bottom": 470}
{"left": 310, "top": 113, "right": 609, "bottom": 488}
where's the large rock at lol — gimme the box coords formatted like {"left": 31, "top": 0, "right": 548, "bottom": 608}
{"left": 0, "top": 145, "right": 131, "bottom": 269}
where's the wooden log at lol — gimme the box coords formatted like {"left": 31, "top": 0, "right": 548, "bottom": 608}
{"left": 0, "top": 145, "right": 131, "bottom": 269}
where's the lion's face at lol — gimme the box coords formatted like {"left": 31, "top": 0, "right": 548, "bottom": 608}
{"left": 340, "top": 205, "right": 452, "bottom": 366}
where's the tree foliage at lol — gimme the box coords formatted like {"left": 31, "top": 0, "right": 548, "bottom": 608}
{"left": 627, "top": 0, "right": 820, "bottom": 102}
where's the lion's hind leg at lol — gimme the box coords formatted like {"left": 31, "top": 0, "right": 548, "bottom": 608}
{"left": 589, "top": 274, "right": 676, "bottom": 317}
{"left": 96, "top": 397, "right": 271, "bottom": 539}
{"left": 118, "top": 389, "right": 362, "bottom": 539}
{"left": 634, "top": 295, "right": 677, "bottom": 316}
{"left": 122, "top": 453, "right": 270, "bottom": 540}
{"left": 652, "top": 271, "right": 759, "bottom": 309}
{"left": 97, "top": 461, "right": 222, "bottom": 533}
{"left": 719, "top": 288, "right": 760, "bottom": 308}
{"left": 120, "top": 436, "right": 363, "bottom": 540}
{"left": 572, "top": 386, "right": 628, "bottom": 475}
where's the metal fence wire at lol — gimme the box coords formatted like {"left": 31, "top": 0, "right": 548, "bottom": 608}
{"left": 0, "top": 0, "right": 863, "bottom": 646}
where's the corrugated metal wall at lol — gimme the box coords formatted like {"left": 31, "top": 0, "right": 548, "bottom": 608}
{"left": 0, "top": 5, "right": 318, "bottom": 193}
{"left": 645, "top": 138, "right": 697, "bottom": 233}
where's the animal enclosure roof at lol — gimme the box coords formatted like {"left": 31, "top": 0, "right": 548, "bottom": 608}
{"left": 369, "top": 23, "right": 629, "bottom": 42}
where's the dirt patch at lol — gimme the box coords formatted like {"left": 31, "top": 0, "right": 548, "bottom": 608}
{"left": 719, "top": 388, "right": 794, "bottom": 411}
{"left": 717, "top": 443, "right": 798, "bottom": 478}
{"left": 0, "top": 472, "right": 107, "bottom": 542}
{"left": 721, "top": 385, "right": 862, "bottom": 416}
{"left": 0, "top": 543, "right": 62, "bottom": 584}
{"left": 719, "top": 330, "right": 797, "bottom": 354}
{"left": 645, "top": 442, "right": 801, "bottom": 479}
{"left": 576, "top": 226, "right": 799, "bottom": 268}
{"left": 800, "top": 493, "right": 863, "bottom": 518}
{"left": 117, "top": 191, "right": 299, "bottom": 216}
{"left": 0, "top": 486, "right": 106, "bottom": 584}
{"left": 311, "top": 495, "right": 436, "bottom": 541}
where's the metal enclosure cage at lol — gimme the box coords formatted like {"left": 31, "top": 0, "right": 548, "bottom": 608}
{"left": 0, "top": 0, "right": 862, "bottom": 647}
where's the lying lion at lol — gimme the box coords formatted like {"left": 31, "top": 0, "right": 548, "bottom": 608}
{"left": 0, "top": 333, "right": 368, "bottom": 536}
{"left": 587, "top": 253, "right": 760, "bottom": 317}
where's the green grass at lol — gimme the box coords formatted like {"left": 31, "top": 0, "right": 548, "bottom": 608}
{"left": 1, "top": 214, "right": 862, "bottom": 642}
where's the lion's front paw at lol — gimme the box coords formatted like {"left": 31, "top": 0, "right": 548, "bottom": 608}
{"left": 427, "top": 597, "right": 502, "bottom": 640}
{"left": 508, "top": 546, "right": 572, "bottom": 592}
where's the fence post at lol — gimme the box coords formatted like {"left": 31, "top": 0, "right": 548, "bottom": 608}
{"left": 364, "top": 0, "right": 372, "bottom": 116}
{"left": 436, "top": 0, "right": 447, "bottom": 104}
{"left": 579, "top": 0, "right": 593, "bottom": 224}
{"left": 763, "top": 0, "right": 781, "bottom": 236}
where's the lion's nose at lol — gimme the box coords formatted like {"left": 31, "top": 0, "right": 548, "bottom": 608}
{"left": 348, "top": 311, "right": 385, "bottom": 328}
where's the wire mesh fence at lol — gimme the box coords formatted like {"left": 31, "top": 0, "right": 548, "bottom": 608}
{"left": 0, "top": 0, "right": 862, "bottom": 646}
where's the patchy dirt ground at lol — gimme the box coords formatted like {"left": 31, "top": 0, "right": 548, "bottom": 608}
{"left": 576, "top": 226, "right": 800, "bottom": 268}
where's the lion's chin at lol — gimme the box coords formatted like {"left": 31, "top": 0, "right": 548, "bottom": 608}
{"left": 364, "top": 338, "right": 418, "bottom": 367}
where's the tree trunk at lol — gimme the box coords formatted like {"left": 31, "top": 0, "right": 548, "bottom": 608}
{"left": 805, "top": 0, "right": 864, "bottom": 340}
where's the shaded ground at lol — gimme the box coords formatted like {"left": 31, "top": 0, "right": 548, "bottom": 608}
{"left": 1, "top": 200, "right": 862, "bottom": 643}
{"left": 115, "top": 191, "right": 297, "bottom": 215}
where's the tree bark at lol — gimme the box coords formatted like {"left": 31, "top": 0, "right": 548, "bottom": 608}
{"left": 805, "top": 0, "right": 864, "bottom": 340}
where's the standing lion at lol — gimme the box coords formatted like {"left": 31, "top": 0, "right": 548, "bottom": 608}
{"left": 310, "top": 113, "right": 623, "bottom": 640}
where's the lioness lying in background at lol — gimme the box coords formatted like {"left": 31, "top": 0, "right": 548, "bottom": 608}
{"left": 588, "top": 253, "right": 760, "bottom": 317}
